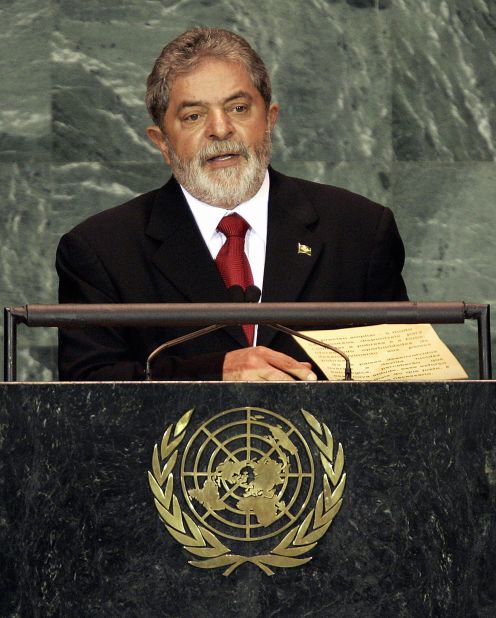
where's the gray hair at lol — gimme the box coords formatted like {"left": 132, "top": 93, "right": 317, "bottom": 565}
{"left": 146, "top": 27, "right": 272, "bottom": 127}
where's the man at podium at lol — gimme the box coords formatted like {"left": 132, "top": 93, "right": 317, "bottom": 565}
{"left": 56, "top": 27, "right": 408, "bottom": 382}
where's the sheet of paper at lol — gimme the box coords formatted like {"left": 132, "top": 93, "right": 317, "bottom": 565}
{"left": 293, "top": 323, "right": 468, "bottom": 381}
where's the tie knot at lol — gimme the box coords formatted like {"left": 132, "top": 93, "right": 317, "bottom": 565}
{"left": 217, "top": 213, "right": 250, "bottom": 239}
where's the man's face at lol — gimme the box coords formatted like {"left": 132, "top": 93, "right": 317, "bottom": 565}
{"left": 147, "top": 58, "right": 279, "bottom": 209}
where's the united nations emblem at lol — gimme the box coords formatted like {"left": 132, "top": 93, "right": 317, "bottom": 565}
{"left": 148, "top": 407, "right": 346, "bottom": 576}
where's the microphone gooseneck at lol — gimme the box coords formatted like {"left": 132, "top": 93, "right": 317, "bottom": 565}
{"left": 268, "top": 323, "right": 352, "bottom": 380}
{"left": 145, "top": 323, "right": 226, "bottom": 380}
{"left": 146, "top": 285, "right": 253, "bottom": 379}
{"left": 246, "top": 287, "right": 351, "bottom": 379}
{"left": 145, "top": 284, "right": 352, "bottom": 381}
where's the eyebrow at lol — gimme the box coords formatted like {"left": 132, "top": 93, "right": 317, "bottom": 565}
{"left": 176, "top": 91, "right": 254, "bottom": 111}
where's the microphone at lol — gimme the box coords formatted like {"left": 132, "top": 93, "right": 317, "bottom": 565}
{"left": 145, "top": 286, "right": 352, "bottom": 380}
{"left": 228, "top": 285, "right": 245, "bottom": 303}
{"left": 269, "top": 322, "right": 352, "bottom": 380}
{"left": 145, "top": 322, "right": 226, "bottom": 379}
{"left": 227, "top": 285, "right": 260, "bottom": 303}
{"left": 145, "top": 285, "right": 247, "bottom": 379}
{"left": 244, "top": 287, "right": 352, "bottom": 380}
{"left": 245, "top": 285, "right": 261, "bottom": 303}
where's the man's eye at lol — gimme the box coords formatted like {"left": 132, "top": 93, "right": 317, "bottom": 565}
{"left": 232, "top": 104, "right": 248, "bottom": 113}
{"left": 184, "top": 113, "right": 200, "bottom": 122}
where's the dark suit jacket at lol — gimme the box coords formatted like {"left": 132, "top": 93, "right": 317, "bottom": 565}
{"left": 56, "top": 168, "right": 408, "bottom": 380}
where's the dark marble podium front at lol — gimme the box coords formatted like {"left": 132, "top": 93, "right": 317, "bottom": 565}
{"left": 1, "top": 381, "right": 495, "bottom": 617}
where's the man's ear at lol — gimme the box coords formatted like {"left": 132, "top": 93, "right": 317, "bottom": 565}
{"left": 146, "top": 125, "right": 171, "bottom": 165}
{"left": 267, "top": 103, "right": 280, "bottom": 131}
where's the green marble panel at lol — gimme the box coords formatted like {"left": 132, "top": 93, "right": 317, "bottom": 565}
{"left": 273, "top": 160, "right": 391, "bottom": 207}
{"left": 265, "top": 2, "right": 392, "bottom": 162}
{"left": 50, "top": 161, "right": 170, "bottom": 230}
{"left": 393, "top": 161, "right": 496, "bottom": 376}
{"left": 0, "top": 0, "right": 51, "bottom": 161}
{"left": 0, "top": 162, "right": 57, "bottom": 380}
{"left": 393, "top": 0, "right": 496, "bottom": 161}
{"left": 0, "top": 0, "right": 494, "bottom": 381}
{"left": 52, "top": 0, "right": 392, "bottom": 163}
{"left": 393, "top": 162, "right": 496, "bottom": 302}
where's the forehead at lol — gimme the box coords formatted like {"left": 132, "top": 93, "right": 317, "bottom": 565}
{"left": 168, "top": 58, "right": 261, "bottom": 107}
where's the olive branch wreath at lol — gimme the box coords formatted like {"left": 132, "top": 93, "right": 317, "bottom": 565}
{"left": 148, "top": 408, "right": 346, "bottom": 576}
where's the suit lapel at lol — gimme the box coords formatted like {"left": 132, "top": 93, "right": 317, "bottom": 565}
{"left": 145, "top": 172, "right": 322, "bottom": 349}
{"left": 257, "top": 170, "right": 323, "bottom": 347}
{"left": 145, "top": 177, "right": 247, "bottom": 346}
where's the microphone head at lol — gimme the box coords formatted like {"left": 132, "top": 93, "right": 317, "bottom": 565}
{"left": 228, "top": 285, "right": 245, "bottom": 302}
{"left": 245, "top": 285, "right": 261, "bottom": 303}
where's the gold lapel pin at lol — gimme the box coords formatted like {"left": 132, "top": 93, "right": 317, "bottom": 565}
{"left": 298, "top": 243, "right": 312, "bottom": 256}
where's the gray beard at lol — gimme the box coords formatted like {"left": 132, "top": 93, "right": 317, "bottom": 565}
{"left": 165, "top": 133, "right": 272, "bottom": 209}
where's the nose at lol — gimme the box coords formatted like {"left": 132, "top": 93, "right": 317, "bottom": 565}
{"left": 206, "top": 109, "right": 234, "bottom": 141}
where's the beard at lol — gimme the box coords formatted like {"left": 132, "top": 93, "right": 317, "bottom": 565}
{"left": 164, "top": 130, "right": 272, "bottom": 209}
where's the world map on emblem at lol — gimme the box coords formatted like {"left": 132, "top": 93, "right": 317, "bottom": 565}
{"left": 180, "top": 407, "right": 315, "bottom": 541}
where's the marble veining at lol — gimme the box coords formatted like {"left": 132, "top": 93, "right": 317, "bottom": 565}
{"left": 393, "top": 0, "right": 496, "bottom": 160}
{"left": 0, "top": 0, "right": 494, "bottom": 380}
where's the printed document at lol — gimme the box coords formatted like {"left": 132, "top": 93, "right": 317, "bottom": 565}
{"left": 294, "top": 323, "right": 468, "bottom": 381}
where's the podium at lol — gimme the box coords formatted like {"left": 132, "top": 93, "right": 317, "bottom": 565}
{"left": 1, "top": 380, "right": 495, "bottom": 616}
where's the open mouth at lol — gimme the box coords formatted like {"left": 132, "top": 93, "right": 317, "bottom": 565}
{"left": 207, "top": 153, "right": 241, "bottom": 163}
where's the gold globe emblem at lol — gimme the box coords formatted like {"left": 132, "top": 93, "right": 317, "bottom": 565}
{"left": 180, "top": 407, "right": 315, "bottom": 541}
{"left": 148, "top": 407, "right": 346, "bottom": 576}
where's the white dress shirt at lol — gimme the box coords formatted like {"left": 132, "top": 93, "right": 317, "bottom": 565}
{"left": 179, "top": 171, "right": 270, "bottom": 345}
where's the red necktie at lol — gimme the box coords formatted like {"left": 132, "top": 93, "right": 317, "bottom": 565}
{"left": 215, "top": 213, "right": 255, "bottom": 346}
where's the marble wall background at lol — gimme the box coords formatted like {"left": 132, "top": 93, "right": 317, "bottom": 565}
{"left": 1, "top": 0, "right": 494, "bottom": 380}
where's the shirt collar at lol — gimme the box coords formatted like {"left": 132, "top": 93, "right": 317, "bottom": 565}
{"left": 180, "top": 171, "right": 270, "bottom": 243}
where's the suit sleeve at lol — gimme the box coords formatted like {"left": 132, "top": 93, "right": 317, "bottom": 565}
{"left": 56, "top": 231, "right": 225, "bottom": 381}
{"left": 365, "top": 207, "right": 409, "bottom": 301}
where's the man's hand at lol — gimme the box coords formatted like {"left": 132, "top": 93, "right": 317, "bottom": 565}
{"left": 222, "top": 346, "right": 318, "bottom": 381}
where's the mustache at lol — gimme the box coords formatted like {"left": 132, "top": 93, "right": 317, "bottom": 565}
{"left": 198, "top": 140, "right": 250, "bottom": 165}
